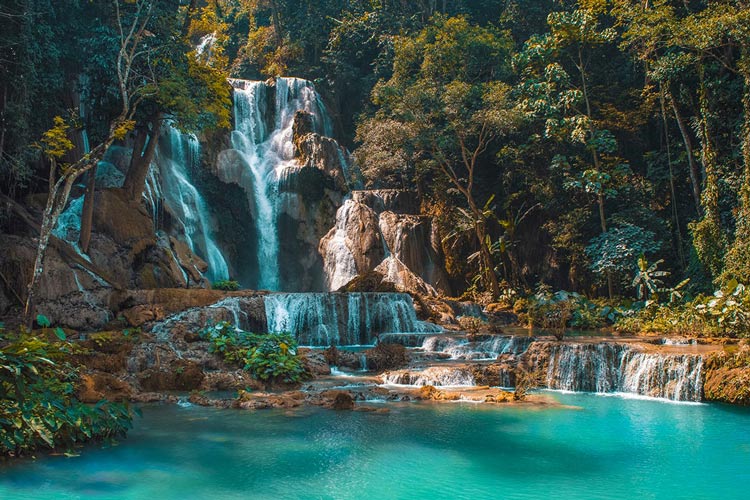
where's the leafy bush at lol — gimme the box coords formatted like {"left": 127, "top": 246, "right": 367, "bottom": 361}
{"left": 199, "top": 321, "right": 306, "bottom": 383}
{"left": 615, "top": 281, "right": 750, "bottom": 338}
{"left": 457, "top": 316, "right": 487, "bottom": 340}
{"left": 525, "top": 287, "right": 622, "bottom": 335}
{"left": 0, "top": 326, "right": 133, "bottom": 457}
{"left": 212, "top": 280, "right": 240, "bottom": 291}
{"left": 585, "top": 223, "right": 661, "bottom": 287}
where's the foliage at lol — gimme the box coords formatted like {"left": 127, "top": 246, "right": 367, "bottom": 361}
{"left": 616, "top": 281, "right": 750, "bottom": 338}
{"left": 525, "top": 285, "right": 621, "bottom": 335}
{"left": 0, "top": 327, "right": 133, "bottom": 457}
{"left": 212, "top": 279, "right": 240, "bottom": 291}
{"left": 585, "top": 224, "right": 661, "bottom": 288}
{"left": 199, "top": 321, "right": 306, "bottom": 383}
{"left": 457, "top": 316, "right": 488, "bottom": 341}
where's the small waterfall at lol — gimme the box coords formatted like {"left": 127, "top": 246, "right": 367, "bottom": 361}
{"left": 52, "top": 196, "right": 85, "bottom": 252}
{"left": 545, "top": 343, "right": 704, "bottom": 401}
{"left": 263, "top": 292, "right": 441, "bottom": 346}
{"left": 422, "top": 335, "right": 533, "bottom": 360}
{"left": 380, "top": 366, "right": 476, "bottom": 387}
{"left": 227, "top": 77, "right": 332, "bottom": 290}
{"left": 321, "top": 199, "right": 359, "bottom": 290}
{"left": 158, "top": 127, "right": 229, "bottom": 282}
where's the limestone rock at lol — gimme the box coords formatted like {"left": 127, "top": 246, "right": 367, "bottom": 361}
{"left": 351, "top": 189, "right": 419, "bottom": 215}
{"left": 319, "top": 200, "right": 385, "bottom": 290}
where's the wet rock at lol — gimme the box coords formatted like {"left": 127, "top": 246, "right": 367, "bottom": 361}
{"left": 418, "top": 385, "right": 460, "bottom": 401}
{"left": 319, "top": 390, "right": 355, "bottom": 410}
{"left": 704, "top": 367, "right": 750, "bottom": 405}
{"left": 76, "top": 332, "right": 134, "bottom": 373}
{"left": 300, "top": 348, "right": 331, "bottom": 376}
{"left": 319, "top": 200, "right": 385, "bottom": 289}
{"left": 201, "top": 370, "right": 263, "bottom": 392}
{"left": 0, "top": 235, "right": 112, "bottom": 330}
{"left": 377, "top": 211, "right": 451, "bottom": 294}
{"left": 324, "top": 346, "right": 363, "bottom": 370}
{"left": 338, "top": 271, "right": 398, "bottom": 293}
{"left": 365, "top": 343, "right": 408, "bottom": 371}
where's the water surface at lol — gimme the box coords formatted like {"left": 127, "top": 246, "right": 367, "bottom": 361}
{"left": 1, "top": 393, "right": 748, "bottom": 499}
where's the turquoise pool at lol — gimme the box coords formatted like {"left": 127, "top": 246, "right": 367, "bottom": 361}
{"left": 1, "top": 393, "right": 748, "bottom": 499}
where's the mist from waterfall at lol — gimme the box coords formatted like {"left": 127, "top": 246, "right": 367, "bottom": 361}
{"left": 228, "top": 77, "right": 332, "bottom": 291}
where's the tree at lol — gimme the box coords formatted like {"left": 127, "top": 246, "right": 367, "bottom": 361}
{"left": 361, "top": 16, "right": 518, "bottom": 299}
{"left": 516, "top": 4, "right": 627, "bottom": 297}
{"left": 25, "top": 0, "right": 157, "bottom": 325}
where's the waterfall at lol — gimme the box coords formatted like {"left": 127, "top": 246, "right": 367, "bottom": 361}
{"left": 380, "top": 366, "right": 476, "bottom": 387}
{"left": 157, "top": 127, "right": 229, "bottom": 282}
{"left": 227, "top": 77, "right": 333, "bottom": 290}
{"left": 264, "top": 292, "right": 441, "bottom": 346}
{"left": 321, "top": 199, "right": 359, "bottom": 290}
{"left": 544, "top": 343, "right": 704, "bottom": 402}
{"left": 422, "top": 335, "right": 533, "bottom": 360}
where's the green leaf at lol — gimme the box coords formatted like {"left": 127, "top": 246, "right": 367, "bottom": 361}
{"left": 54, "top": 328, "right": 67, "bottom": 341}
{"left": 36, "top": 315, "right": 51, "bottom": 328}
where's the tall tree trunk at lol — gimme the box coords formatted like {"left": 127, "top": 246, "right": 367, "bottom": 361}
{"left": 669, "top": 92, "right": 702, "bottom": 216}
{"left": 122, "top": 113, "right": 161, "bottom": 202}
{"left": 464, "top": 196, "right": 501, "bottom": 300}
{"left": 79, "top": 164, "right": 97, "bottom": 253}
{"left": 579, "top": 46, "right": 613, "bottom": 299}
{"left": 660, "top": 85, "right": 686, "bottom": 268}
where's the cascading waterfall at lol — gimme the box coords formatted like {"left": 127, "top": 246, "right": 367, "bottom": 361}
{"left": 264, "top": 292, "right": 441, "bottom": 346}
{"left": 228, "top": 77, "right": 332, "bottom": 290}
{"left": 544, "top": 343, "right": 704, "bottom": 401}
{"left": 157, "top": 127, "right": 229, "bottom": 282}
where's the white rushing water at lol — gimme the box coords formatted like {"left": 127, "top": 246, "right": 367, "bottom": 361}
{"left": 264, "top": 292, "right": 441, "bottom": 346}
{"left": 321, "top": 199, "right": 360, "bottom": 290}
{"left": 544, "top": 343, "right": 704, "bottom": 402}
{"left": 227, "top": 77, "right": 332, "bottom": 290}
{"left": 421, "top": 335, "right": 533, "bottom": 360}
{"left": 380, "top": 366, "right": 476, "bottom": 387}
{"left": 157, "top": 127, "right": 229, "bottom": 282}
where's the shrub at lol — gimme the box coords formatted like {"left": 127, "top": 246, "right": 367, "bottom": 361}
{"left": 212, "top": 280, "right": 240, "bottom": 291}
{"left": 614, "top": 281, "right": 749, "bottom": 338}
{"left": 199, "top": 321, "right": 307, "bottom": 383}
{"left": 0, "top": 327, "right": 133, "bottom": 457}
{"left": 457, "top": 316, "right": 487, "bottom": 340}
{"left": 365, "top": 343, "right": 408, "bottom": 371}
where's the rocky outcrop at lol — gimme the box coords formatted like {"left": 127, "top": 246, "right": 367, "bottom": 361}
{"left": 378, "top": 211, "right": 451, "bottom": 294}
{"left": 703, "top": 347, "right": 750, "bottom": 405}
{"left": 319, "top": 200, "right": 385, "bottom": 290}
{"left": 319, "top": 191, "right": 451, "bottom": 296}
{"left": 0, "top": 234, "right": 112, "bottom": 330}
{"left": 374, "top": 256, "right": 438, "bottom": 297}
{"left": 351, "top": 190, "right": 419, "bottom": 215}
